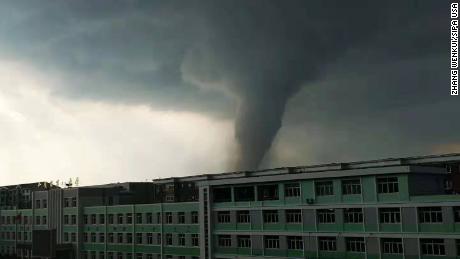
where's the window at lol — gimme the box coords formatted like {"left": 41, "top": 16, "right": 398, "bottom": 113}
{"left": 381, "top": 238, "right": 403, "bottom": 254}
{"left": 191, "top": 211, "right": 199, "bottom": 224}
{"left": 83, "top": 215, "right": 89, "bottom": 224}
{"left": 178, "top": 212, "right": 185, "bottom": 224}
{"left": 91, "top": 214, "right": 97, "bottom": 224}
{"left": 35, "top": 216, "right": 40, "bottom": 225}
{"left": 319, "top": 237, "right": 337, "bottom": 251}
{"left": 454, "top": 207, "right": 460, "bottom": 222}
{"left": 99, "top": 233, "right": 105, "bottom": 243}
{"left": 64, "top": 215, "right": 69, "bottom": 225}
{"left": 287, "top": 236, "right": 303, "bottom": 250}
{"left": 147, "top": 233, "right": 153, "bottom": 244}
{"left": 217, "top": 211, "right": 231, "bottom": 223}
{"left": 64, "top": 198, "right": 70, "bottom": 207}
{"left": 136, "top": 254, "right": 142, "bottom": 259}
{"left": 263, "top": 210, "right": 279, "bottom": 223}
{"left": 457, "top": 240, "right": 460, "bottom": 256}
{"left": 237, "top": 235, "right": 251, "bottom": 248}
{"left": 83, "top": 233, "right": 88, "bottom": 242}
{"left": 99, "top": 214, "right": 105, "bottom": 224}
{"left": 191, "top": 234, "right": 199, "bottom": 247}
{"left": 178, "top": 234, "right": 185, "bottom": 246}
{"left": 258, "top": 185, "right": 279, "bottom": 200}
{"left": 165, "top": 212, "right": 173, "bottom": 224}
{"left": 108, "top": 233, "right": 114, "bottom": 243}
{"left": 418, "top": 207, "right": 443, "bottom": 223}
{"left": 165, "top": 195, "right": 175, "bottom": 202}
{"left": 42, "top": 199, "right": 47, "bottom": 208}
{"left": 379, "top": 208, "right": 401, "bottom": 223}
{"left": 342, "top": 179, "right": 361, "bottom": 195}
{"left": 346, "top": 237, "right": 365, "bottom": 253}
{"left": 218, "top": 235, "right": 232, "bottom": 247}
{"left": 377, "top": 177, "right": 399, "bottom": 193}
{"left": 136, "top": 213, "right": 142, "bottom": 224}
{"left": 99, "top": 252, "right": 105, "bottom": 259}
{"left": 214, "top": 188, "right": 232, "bottom": 202}
{"left": 237, "top": 211, "right": 250, "bottom": 223}
{"left": 166, "top": 233, "right": 173, "bottom": 246}
{"left": 117, "top": 233, "right": 123, "bottom": 243}
{"left": 71, "top": 197, "right": 77, "bottom": 207}
{"left": 136, "top": 233, "right": 142, "bottom": 244}
{"left": 146, "top": 213, "right": 153, "bottom": 224}
{"left": 126, "top": 213, "right": 133, "bottom": 224}
{"left": 344, "top": 208, "right": 363, "bottom": 223}
{"left": 64, "top": 232, "right": 69, "bottom": 242}
{"left": 317, "top": 209, "right": 335, "bottom": 223}
{"left": 234, "top": 186, "right": 255, "bottom": 201}
{"left": 286, "top": 209, "right": 302, "bottom": 223}
{"left": 127, "top": 233, "right": 133, "bottom": 243}
{"left": 117, "top": 214, "right": 124, "bottom": 224}
{"left": 157, "top": 233, "right": 162, "bottom": 244}
{"left": 91, "top": 232, "right": 97, "bottom": 243}
{"left": 71, "top": 232, "right": 76, "bottom": 242}
{"left": 35, "top": 200, "right": 41, "bottom": 208}
{"left": 156, "top": 212, "right": 161, "bottom": 224}
{"left": 315, "top": 181, "right": 334, "bottom": 196}
{"left": 108, "top": 214, "right": 114, "bottom": 224}
{"left": 264, "top": 236, "right": 280, "bottom": 249}
{"left": 420, "top": 239, "right": 445, "bottom": 256}
{"left": 285, "top": 183, "right": 301, "bottom": 197}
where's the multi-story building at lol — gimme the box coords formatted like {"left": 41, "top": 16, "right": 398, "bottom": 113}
{"left": 1, "top": 153, "right": 460, "bottom": 259}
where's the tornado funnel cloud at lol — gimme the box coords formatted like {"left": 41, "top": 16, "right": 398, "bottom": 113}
{"left": 234, "top": 96, "right": 289, "bottom": 170}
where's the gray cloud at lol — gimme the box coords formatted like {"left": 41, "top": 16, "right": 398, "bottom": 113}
{"left": 0, "top": 0, "right": 456, "bottom": 171}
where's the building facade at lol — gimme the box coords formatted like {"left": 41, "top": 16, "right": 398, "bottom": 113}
{"left": 1, "top": 153, "right": 460, "bottom": 259}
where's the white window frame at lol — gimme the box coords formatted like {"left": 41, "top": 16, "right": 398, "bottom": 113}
{"left": 342, "top": 179, "right": 361, "bottom": 195}
{"left": 315, "top": 181, "right": 334, "bottom": 196}
{"left": 420, "top": 239, "right": 445, "bottom": 256}
{"left": 263, "top": 210, "right": 279, "bottom": 223}
{"left": 287, "top": 236, "right": 303, "bottom": 250}
{"left": 285, "top": 183, "right": 301, "bottom": 197}
{"left": 264, "top": 236, "right": 280, "bottom": 249}
{"left": 286, "top": 209, "right": 302, "bottom": 223}
{"left": 379, "top": 208, "right": 401, "bottom": 224}
{"left": 344, "top": 208, "right": 363, "bottom": 224}
{"left": 317, "top": 209, "right": 335, "bottom": 224}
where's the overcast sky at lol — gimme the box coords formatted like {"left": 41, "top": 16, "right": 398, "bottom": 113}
{"left": 0, "top": 1, "right": 458, "bottom": 186}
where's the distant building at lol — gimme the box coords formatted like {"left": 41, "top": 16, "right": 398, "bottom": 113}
{"left": 1, "top": 153, "right": 460, "bottom": 259}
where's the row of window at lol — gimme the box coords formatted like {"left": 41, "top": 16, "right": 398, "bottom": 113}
{"left": 34, "top": 199, "right": 48, "bottom": 209}
{"left": 216, "top": 207, "right": 459, "bottom": 224}
{"left": 0, "top": 215, "right": 45, "bottom": 225}
{"left": 315, "top": 177, "right": 398, "bottom": 196}
{"left": 81, "top": 211, "right": 199, "bottom": 225}
{"left": 81, "top": 232, "right": 199, "bottom": 247}
{"left": 216, "top": 235, "right": 452, "bottom": 256}
{"left": 63, "top": 197, "right": 78, "bottom": 207}
{"left": 0, "top": 231, "right": 30, "bottom": 241}
{"left": 81, "top": 251, "right": 199, "bottom": 259}
{"left": 214, "top": 176, "right": 399, "bottom": 203}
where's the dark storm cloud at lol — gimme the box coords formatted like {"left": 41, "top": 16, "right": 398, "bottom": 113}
{"left": 0, "top": 0, "right": 455, "bottom": 170}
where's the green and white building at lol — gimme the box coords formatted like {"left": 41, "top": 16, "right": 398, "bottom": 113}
{"left": 1, "top": 153, "right": 460, "bottom": 259}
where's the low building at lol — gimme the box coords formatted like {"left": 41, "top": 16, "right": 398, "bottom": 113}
{"left": 1, "top": 153, "right": 460, "bottom": 259}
